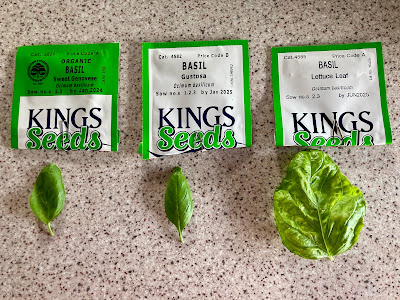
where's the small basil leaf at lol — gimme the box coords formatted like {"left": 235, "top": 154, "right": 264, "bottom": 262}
{"left": 274, "top": 150, "right": 366, "bottom": 260}
{"left": 165, "top": 167, "right": 193, "bottom": 243}
{"left": 30, "top": 163, "right": 65, "bottom": 236}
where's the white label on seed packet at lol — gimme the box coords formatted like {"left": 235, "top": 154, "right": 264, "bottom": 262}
{"left": 18, "top": 94, "right": 112, "bottom": 151}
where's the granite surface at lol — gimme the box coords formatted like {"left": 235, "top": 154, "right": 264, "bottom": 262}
{"left": 0, "top": 0, "right": 399, "bottom": 299}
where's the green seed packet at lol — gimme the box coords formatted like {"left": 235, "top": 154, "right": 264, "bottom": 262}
{"left": 271, "top": 42, "right": 392, "bottom": 146}
{"left": 11, "top": 43, "right": 120, "bottom": 151}
{"left": 139, "top": 40, "right": 252, "bottom": 159}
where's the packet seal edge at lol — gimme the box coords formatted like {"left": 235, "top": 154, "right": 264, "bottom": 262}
{"left": 375, "top": 43, "right": 392, "bottom": 145}
{"left": 142, "top": 39, "right": 249, "bottom": 50}
{"left": 270, "top": 41, "right": 382, "bottom": 54}
{"left": 11, "top": 47, "right": 21, "bottom": 149}
{"left": 242, "top": 40, "right": 252, "bottom": 148}
{"left": 109, "top": 43, "right": 120, "bottom": 152}
{"left": 141, "top": 43, "right": 151, "bottom": 159}
{"left": 271, "top": 48, "right": 284, "bottom": 146}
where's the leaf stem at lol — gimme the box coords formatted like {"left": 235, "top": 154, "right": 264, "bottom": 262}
{"left": 179, "top": 231, "right": 184, "bottom": 243}
{"left": 329, "top": 255, "right": 334, "bottom": 261}
{"left": 47, "top": 222, "right": 54, "bottom": 236}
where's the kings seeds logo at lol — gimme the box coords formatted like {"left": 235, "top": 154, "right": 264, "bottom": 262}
{"left": 27, "top": 60, "right": 49, "bottom": 82}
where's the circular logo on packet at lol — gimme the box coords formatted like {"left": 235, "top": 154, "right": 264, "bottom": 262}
{"left": 27, "top": 60, "right": 49, "bottom": 82}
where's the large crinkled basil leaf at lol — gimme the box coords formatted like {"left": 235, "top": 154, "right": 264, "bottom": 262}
{"left": 30, "top": 163, "right": 65, "bottom": 236}
{"left": 274, "top": 150, "right": 366, "bottom": 260}
{"left": 165, "top": 167, "right": 193, "bottom": 243}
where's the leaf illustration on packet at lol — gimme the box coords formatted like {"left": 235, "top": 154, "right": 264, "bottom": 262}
{"left": 274, "top": 150, "right": 366, "bottom": 260}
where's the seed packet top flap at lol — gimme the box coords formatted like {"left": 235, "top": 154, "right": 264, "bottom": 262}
{"left": 140, "top": 40, "right": 252, "bottom": 159}
{"left": 271, "top": 42, "right": 392, "bottom": 147}
{"left": 11, "top": 43, "right": 120, "bottom": 151}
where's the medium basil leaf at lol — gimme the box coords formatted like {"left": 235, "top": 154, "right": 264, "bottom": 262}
{"left": 165, "top": 167, "right": 193, "bottom": 243}
{"left": 274, "top": 150, "right": 366, "bottom": 260}
{"left": 30, "top": 163, "right": 65, "bottom": 236}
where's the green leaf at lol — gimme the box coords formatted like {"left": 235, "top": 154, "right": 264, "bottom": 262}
{"left": 165, "top": 167, "right": 193, "bottom": 243}
{"left": 273, "top": 150, "right": 366, "bottom": 260}
{"left": 30, "top": 164, "right": 65, "bottom": 236}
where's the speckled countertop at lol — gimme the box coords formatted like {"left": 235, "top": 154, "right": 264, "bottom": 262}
{"left": 0, "top": 0, "right": 399, "bottom": 299}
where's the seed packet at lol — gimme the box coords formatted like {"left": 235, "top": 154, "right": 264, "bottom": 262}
{"left": 140, "top": 40, "right": 251, "bottom": 159}
{"left": 271, "top": 42, "right": 392, "bottom": 146}
{"left": 11, "top": 43, "right": 120, "bottom": 151}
